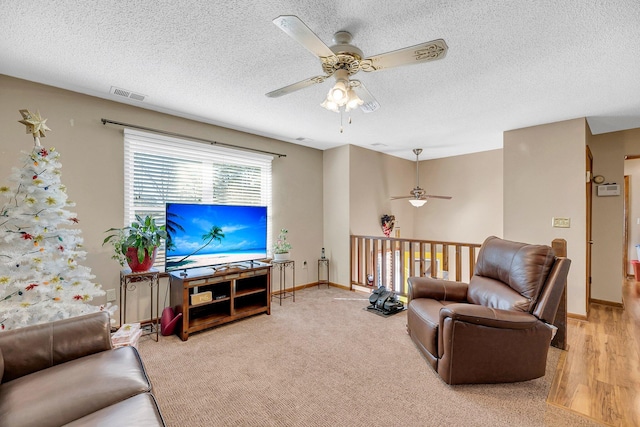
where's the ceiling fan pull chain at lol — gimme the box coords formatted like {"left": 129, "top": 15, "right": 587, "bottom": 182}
{"left": 340, "top": 108, "right": 344, "bottom": 133}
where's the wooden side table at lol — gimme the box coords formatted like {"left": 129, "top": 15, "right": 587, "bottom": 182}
{"left": 271, "top": 260, "right": 295, "bottom": 305}
{"left": 318, "top": 258, "right": 329, "bottom": 288}
{"left": 119, "top": 268, "right": 160, "bottom": 342}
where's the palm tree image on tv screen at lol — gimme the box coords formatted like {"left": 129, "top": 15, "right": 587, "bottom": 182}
{"left": 165, "top": 203, "right": 268, "bottom": 271}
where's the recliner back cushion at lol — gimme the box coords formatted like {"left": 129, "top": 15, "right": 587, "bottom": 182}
{"left": 467, "top": 275, "right": 532, "bottom": 311}
{"left": 468, "top": 236, "right": 555, "bottom": 312}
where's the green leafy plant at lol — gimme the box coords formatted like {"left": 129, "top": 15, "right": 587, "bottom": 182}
{"left": 103, "top": 215, "right": 167, "bottom": 266}
{"left": 273, "top": 228, "right": 292, "bottom": 254}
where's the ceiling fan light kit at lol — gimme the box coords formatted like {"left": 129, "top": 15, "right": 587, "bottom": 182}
{"left": 321, "top": 82, "right": 364, "bottom": 113}
{"left": 409, "top": 199, "right": 427, "bottom": 207}
{"left": 391, "top": 148, "right": 453, "bottom": 207}
{"left": 267, "top": 15, "right": 447, "bottom": 129}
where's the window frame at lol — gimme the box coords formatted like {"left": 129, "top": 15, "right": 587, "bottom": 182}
{"left": 123, "top": 129, "right": 273, "bottom": 270}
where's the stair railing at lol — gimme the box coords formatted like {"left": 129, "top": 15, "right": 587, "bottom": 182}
{"left": 350, "top": 235, "right": 481, "bottom": 298}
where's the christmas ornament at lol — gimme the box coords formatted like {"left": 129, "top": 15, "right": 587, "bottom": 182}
{"left": 18, "top": 109, "right": 51, "bottom": 141}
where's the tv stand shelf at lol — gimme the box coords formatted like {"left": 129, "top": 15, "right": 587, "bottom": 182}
{"left": 169, "top": 262, "right": 271, "bottom": 341}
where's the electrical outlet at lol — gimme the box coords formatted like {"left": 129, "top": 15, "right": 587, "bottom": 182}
{"left": 106, "top": 288, "right": 117, "bottom": 302}
{"left": 303, "top": 261, "right": 307, "bottom": 269}
{"left": 552, "top": 217, "right": 571, "bottom": 228}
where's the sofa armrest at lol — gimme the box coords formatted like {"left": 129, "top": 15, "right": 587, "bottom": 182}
{"left": 0, "top": 311, "right": 112, "bottom": 383}
{"left": 407, "top": 276, "right": 468, "bottom": 301}
{"left": 439, "top": 303, "right": 539, "bottom": 330}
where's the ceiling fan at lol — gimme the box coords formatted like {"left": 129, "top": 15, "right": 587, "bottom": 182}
{"left": 266, "top": 15, "right": 448, "bottom": 114}
{"left": 391, "top": 149, "right": 452, "bottom": 207}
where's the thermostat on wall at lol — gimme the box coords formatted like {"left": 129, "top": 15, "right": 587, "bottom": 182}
{"left": 596, "top": 184, "right": 620, "bottom": 197}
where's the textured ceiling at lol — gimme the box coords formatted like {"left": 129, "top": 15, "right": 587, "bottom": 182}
{"left": 1, "top": 1, "right": 639, "bottom": 160}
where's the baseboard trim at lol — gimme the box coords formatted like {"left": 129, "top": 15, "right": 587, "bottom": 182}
{"left": 590, "top": 298, "right": 624, "bottom": 309}
{"left": 567, "top": 313, "right": 588, "bottom": 321}
{"left": 272, "top": 282, "right": 348, "bottom": 295}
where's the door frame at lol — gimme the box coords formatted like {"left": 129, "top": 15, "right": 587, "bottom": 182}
{"left": 586, "top": 146, "right": 593, "bottom": 316}
{"left": 624, "top": 175, "right": 631, "bottom": 279}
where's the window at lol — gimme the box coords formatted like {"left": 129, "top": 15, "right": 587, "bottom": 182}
{"left": 123, "top": 129, "right": 273, "bottom": 270}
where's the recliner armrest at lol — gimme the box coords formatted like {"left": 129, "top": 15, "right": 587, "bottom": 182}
{"left": 408, "top": 276, "right": 468, "bottom": 301}
{"left": 439, "top": 303, "right": 539, "bottom": 329}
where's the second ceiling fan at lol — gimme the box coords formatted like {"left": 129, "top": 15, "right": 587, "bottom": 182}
{"left": 391, "top": 149, "right": 452, "bottom": 207}
{"left": 266, "top": 15, "right": 448, "bottom": 114}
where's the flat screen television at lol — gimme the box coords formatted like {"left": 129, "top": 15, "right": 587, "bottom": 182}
{"left": 165, "top": 203, "right": 267, "bottom": 272}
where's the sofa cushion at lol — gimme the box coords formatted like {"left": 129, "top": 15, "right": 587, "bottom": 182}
{"left": 471, "top": 236, "right": 555, "bottom": 312}
{"left": 0, "top": 346, "right": 152, "bottom": 427}
{"left": 63, "top": 393, "right": 165, "bottom": 427}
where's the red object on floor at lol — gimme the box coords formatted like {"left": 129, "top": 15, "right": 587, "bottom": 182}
{"left": 160, "top": 307, "right": 182, "bottom": 336}
{"left": 632, "top": 260, "right": 640, "bottom": 282}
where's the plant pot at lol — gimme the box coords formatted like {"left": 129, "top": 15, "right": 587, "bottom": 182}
{"left": 126, "top": 247, "right": 158, "bottom": 272}
{"left": 274, "top": 252, "right": 290, "bottom": 261}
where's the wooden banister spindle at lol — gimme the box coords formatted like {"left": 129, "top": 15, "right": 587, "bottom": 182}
{"left": 455, "top": 245, "right": 462, "bottom": 281}
{"left": 551, "top": 238, "right": 568, "bottom": 350}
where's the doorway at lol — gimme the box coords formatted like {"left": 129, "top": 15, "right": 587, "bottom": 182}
{"left": 624, "top": 157, "right": 640, "bottom": 279}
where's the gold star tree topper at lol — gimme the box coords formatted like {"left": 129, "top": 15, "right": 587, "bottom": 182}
{"left": 18, "top": 109, "right": 52, "bottom": 144}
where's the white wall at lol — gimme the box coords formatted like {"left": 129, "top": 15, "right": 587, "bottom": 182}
{"left": 323, "top": 145, "right": 350, "bottom": 287}
{"left": 348, "top": 145, "right": 415, "bottom": 237}
{"left": 345, "top": 146, "right": 503, "bottom": 245}
{"left": 589, "top": 136, "right": 624, "bottom": 304}
{"left": 327, "top": 145, "right": 503, "bottom": 288}
{"left": 414, "top": 149, "right": 503, "bottom": 243}
{"left": 0, "top": 75, "right": 324, "bottom": 322}
{"left": 504, "top": 118, "right": 587, "bottom": 317}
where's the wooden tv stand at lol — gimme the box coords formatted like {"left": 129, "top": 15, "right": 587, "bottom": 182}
{"left": 169, "top": 262, "right": 271, "bottom": 341}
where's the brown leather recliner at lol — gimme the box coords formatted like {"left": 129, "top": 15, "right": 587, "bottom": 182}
{"left": 407, "top": 236, "right": 571, "bottom": 385}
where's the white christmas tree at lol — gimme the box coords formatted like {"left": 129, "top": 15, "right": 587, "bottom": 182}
{"left": 0, "top": 109, "right": 114, "bottom": 330}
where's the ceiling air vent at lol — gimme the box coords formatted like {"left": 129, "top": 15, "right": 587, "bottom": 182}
{"left": 110, "top": 86, "right": 146, "bottom": 102}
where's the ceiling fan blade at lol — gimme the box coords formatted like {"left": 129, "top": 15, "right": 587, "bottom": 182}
{"left": 362, "top": 39, "right": 448, "bottom": 71}
{"left": 391, "top": 195, "right": 452, "bottom": 200}
{"left": 350, "top": 80, "right": 380, "bottom": 113}
{"left": 273, "top": 15, "right": 336, "bottom": 59}
{"left": 266, "top": 75, "right": 328, "bottom": 98}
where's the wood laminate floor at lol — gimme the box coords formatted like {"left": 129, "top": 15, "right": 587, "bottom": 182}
{"left": 548, "top": 279, "right": 640, "bottom": 426}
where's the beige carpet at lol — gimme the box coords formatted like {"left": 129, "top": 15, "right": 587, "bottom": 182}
{"left": 138, "top": 287, "right": 599, "bottom": 427}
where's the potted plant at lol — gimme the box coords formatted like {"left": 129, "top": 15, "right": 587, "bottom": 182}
{"left": 103, "top": 215, "right": 167, "bottom": 272}
{"left": 273, "top": 228, "right": 292, "bottom": 261}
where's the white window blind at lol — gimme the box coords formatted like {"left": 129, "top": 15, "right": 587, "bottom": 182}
{"left": 123, "top": 129, "right": 273, "bottom": 270}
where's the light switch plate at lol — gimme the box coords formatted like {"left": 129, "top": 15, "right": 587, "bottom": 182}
{"left": 106, "top": 288, "right": 117, "bottom": 302}
{"left": 552, "top": 217, "right": 571, "bottom": 228}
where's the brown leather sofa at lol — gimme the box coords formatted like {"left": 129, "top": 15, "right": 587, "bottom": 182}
{"left": 0, "top": 311, "right": 166, "bottom": 426}
{"left": 407, "top": 236, "right": 571, "bottom": 385}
